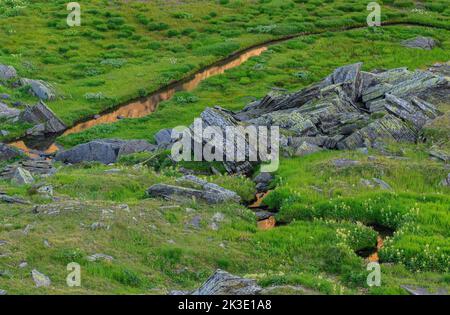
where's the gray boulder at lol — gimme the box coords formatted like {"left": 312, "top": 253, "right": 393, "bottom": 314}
{"left": 19, "top": 101, "right": 66, "bottom": 136}
{"left": 0, "top": 102, "right": 20, "bottom": 119}
{"left": 0, "top": 143, "right": 21, "bottom": 162}
{"left": 147, "top": 176, "right": 240, "bottom": 204}
{"left": 191, "top": 270, "right": 262, "bottom": 295}
{"left": 0, "top": 64, "right": 17, "bottom": 80}
{"left": 55, "top": 139, "right": 157, "bottom": 164}
{"left": 441, "top": 174, "right": 450, "bottom": 187}
{"left": 20, "top": 78, "right": 56, "bottom": 100}
{"left": 401, "top": 36, "right": 437, "bottom": 50}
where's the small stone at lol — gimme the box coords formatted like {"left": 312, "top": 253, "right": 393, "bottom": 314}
{"left": 188, "top": 215, "right": 202, "bottom": 229}
{"left": 90, "top": 222, "right": 109, "bottom": 230}
{"left": 118, "top": 204, "right": 130, "bottom": 212}
{"left": 212, "top": 212, "right": 225, "bottom": 223}
{"left": 372, "top": 178, "right": 392, "bottom": 190}
{"left": 31, "top": 269, "right": 51, "bottom": 288}
{"left": 0, "top": 289, "right": 7, "bottom": 295}
{"left": 19, "top": 261, "right": 28, "bottom": 269}
{"left": 23, "top": 224, "right": 33, "bottom": 235}
{"left": 294, "top": 142, "right": 322, "bottom": 157}
{"left": 0, "top": 130, "right": 9, "bottom": 136}
{"left": 0, "top": 240, "right": 7, "bottom": 246}
{"left": 43, "top": 239, "right": 51, "bottom": 248}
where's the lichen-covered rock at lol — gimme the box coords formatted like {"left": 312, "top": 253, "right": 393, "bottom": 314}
{"left": 294, "top": 141, "right": 322, "bottom": 157}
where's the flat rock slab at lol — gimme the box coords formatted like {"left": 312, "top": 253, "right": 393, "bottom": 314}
{"left": 55, "top": 139, "right": 157, "bottom": 164}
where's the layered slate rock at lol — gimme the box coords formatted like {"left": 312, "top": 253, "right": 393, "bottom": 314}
{"left": 171, "top": 270, "right": 262, "bottom": 295}
{"left": 0, "top": 158, "right": 56, "bottom": 180}
{"left": 216, "top": 62, "right": 447, "bottom": 169}
{"left": 20, "top": 78, "right": 56, "bottom": 100}
{"left": 55, "top": 139, "right": 157, "bottom": 164}
{"left": 19, "top": 101, "right": 67, "bottom": 136}
{"left": 147, "top": 175, "right": 240, "bottom": 204}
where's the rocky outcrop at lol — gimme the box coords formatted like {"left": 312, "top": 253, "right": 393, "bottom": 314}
{"left": 171, "top": 270, "right": 262, "bottom": 295}
{"left": 0, "top": 143, "right": 21, "bottom": 162}
{"left": 20, "top": 78, "right": 56, "bottom": 100}
{"left": 19, "top": 101, "right": 67, "bottom": 136}
{"left": 401, "top": 36, "right": 437, "bottom": 50}
{"left": 147, "top": 176, "right": 240, "bottom": 204}
{"left": 55, "top": 139, "right": 157, "bottom": 164}
{"left": 0, "top": 65, "right": 17, "bottom": 80}
{"left": 187, "top": 62, "right": 447, "bottom": 174}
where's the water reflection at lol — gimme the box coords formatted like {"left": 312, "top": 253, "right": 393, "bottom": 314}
{"left": 63, "top": 46, "right": 268, "bottom": 136}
